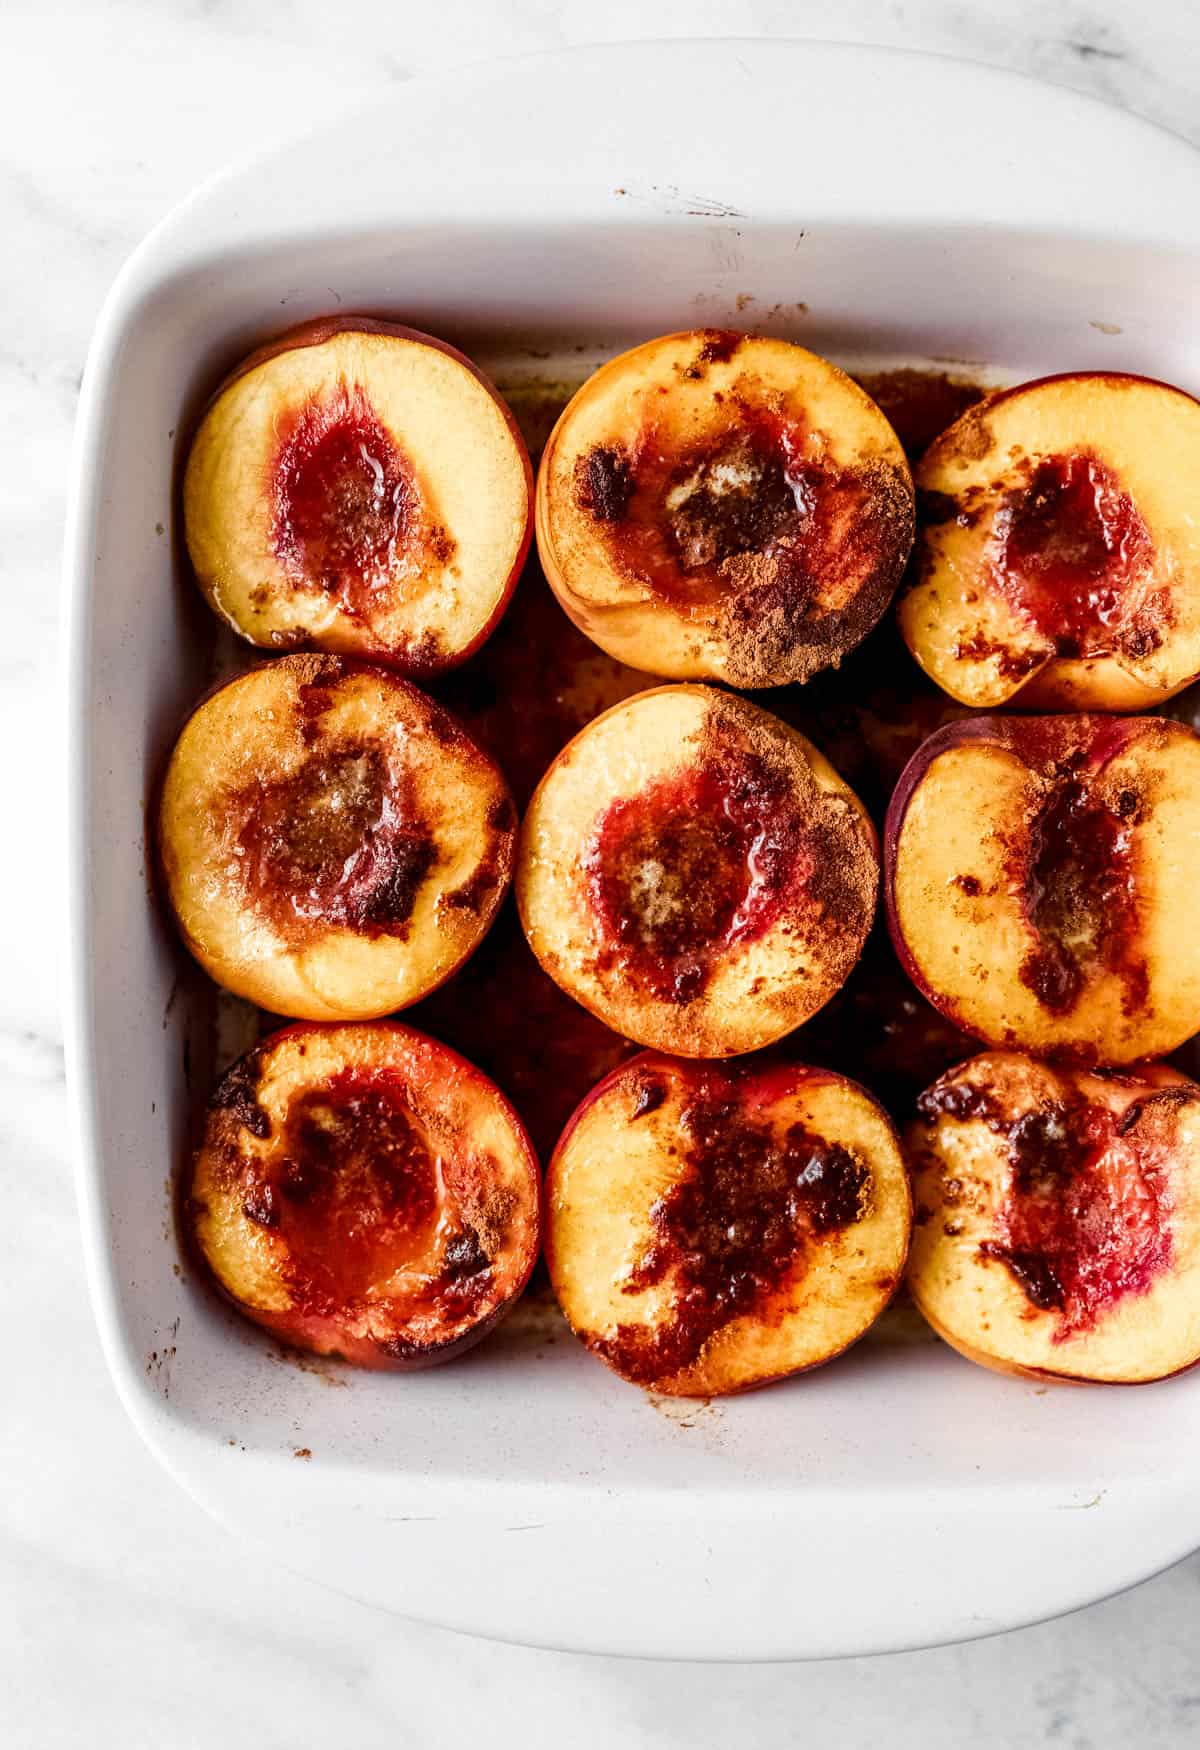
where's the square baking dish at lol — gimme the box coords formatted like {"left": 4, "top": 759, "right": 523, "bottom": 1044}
{"left": 64, "top": 40, "right": 1200, "bottom": 1660}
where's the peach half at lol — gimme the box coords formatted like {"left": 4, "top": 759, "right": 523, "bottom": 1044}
{"left": 885, "top": 714, "right": 1200, "bottom": 1064}
{"left": 189, "top": 1023, "right": 540, "bottom": 1367}
{"left": 545, "top": 1054, "right": 911, "bottom": 1396}
{"left": 183, "top": 318, "right": 532, "bottom": 675}
{"left": 900, "top": 372, "right": 1200, "bottom": 710}
{"left": 536, "top": 330, "right": 914, "bottom": 688}
{"left": 157, "top": 654, "right": 516, "bottom": 1019}
{"left": 908, "top": 1052, "right": 1200, "bottom": 1383}
{"left": 515, "top": 685, "right": 879, "bottom": 1057}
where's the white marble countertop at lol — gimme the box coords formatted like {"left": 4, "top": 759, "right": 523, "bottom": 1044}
{"left": 10, "top": 1, "right": 1200, "bottom": 1742}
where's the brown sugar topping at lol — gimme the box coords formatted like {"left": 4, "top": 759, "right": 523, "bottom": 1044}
{"left": 568, "top": 353, "right": 914, "bottom": 687}
{"left": 233, "top": 740, "right": 438, "bottom": 944}
{"left": 916, "top": 1066, "right": 1184, "bottom": 1335}
{"left": 594, "top": 1071, "right": 872, "bottom": 1383}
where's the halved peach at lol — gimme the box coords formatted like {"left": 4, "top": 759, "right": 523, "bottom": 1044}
{"left": 885, "top": 714, "right": 1200, "bottom": 1064}
{"left": 516, "top": 685, "right": 879, "bottom": 1057}
{"left": 183, "top": 318, "right": 532, "bottom": 675}
{"left": 536, "top": 330, "right": 914, "bottom": 688}
{"left": 189, "top": 1022, "right": 540, "bottom": 1367}
{"left": 900, "top": 372, "right": 1200, "bottom": 710}
{"left": 546, "top": 1054, "right": 911, "bottom": 1396}
{"left": 157, "top": 653, "right": 516, "bottom": 1019}
{"left": 908, "top": 1051, "right": 1200, "bottom": 1382}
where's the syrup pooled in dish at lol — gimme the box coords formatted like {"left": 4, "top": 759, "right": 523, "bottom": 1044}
{"left": 184, "top": 318, "right": 532, "bottom": 675}
{"left": 907, "top": 1051, "right": 1200, "bottom": 1382}
{"left": 536, "top": 330, "right": 914, "bottom": 688}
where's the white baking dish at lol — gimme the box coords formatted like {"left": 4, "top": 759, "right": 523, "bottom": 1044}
{"left": 64, "top": 40, "right": 1200, "bottom": 1660}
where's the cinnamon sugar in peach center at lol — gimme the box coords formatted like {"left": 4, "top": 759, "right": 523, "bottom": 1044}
{"left": 1015, "top": 758, "right": 1146, "bottom": 1020}
{"left": 585, "top": 741, "right": 811, "bottom": 1005}
{"left": 272, "top": 385, "right": 419, "bottom": 599}
{"left": 233, "top": 740, "right": 438, "bottom": 943}
{"left": 596, "top": 1081, "right": 871, "bottom": 1382}
{"left": 918, "top": 1075, "right": 1180, "bottom": 1335}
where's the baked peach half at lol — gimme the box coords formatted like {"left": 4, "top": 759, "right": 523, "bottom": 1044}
{"left": 908, "top": 1052, "right": 1200, "bottom": 1382}
{"left": 183, "top": 318, "right": 532, "bottom": 674}
{"left": 157, "top": 653, "right": 516, "bottom": 1019}
{"left": 516, "top": 685, "right": 878, "bottom": 1057}
{"left": 900, "top": 372, "right": 1200, "bottom": 710}
{"left": 546, "top": 1054, "right": 911, "bottom": 1395}
{"left": 886, "top": 714, "right": 1200, "bottom": 1064}
{"left": 536, "top": 330, "right": 914, "bottom": 688}
{"left": 189, "top": 1023, "right": 539, "bottom": 1367}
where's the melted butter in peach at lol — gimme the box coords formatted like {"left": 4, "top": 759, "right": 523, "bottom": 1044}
{"left": 992, "top": 452, "right": 1154, "bottom": 657}
{"left": 244, "top": 1070, "right": 493, "bottom": 1317}
{"left": 234, "top": 741, "right": 437, "bottom": 942}
{"left": 271, "top": 384, "right": 420, "bottom": 614}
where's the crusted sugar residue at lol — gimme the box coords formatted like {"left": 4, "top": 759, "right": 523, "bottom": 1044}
{"left": 210, "top": 1045, "right": 272, "bottom": 1140}
{"left": 594, "top": 1070, "right": 872, "bottom": 1385}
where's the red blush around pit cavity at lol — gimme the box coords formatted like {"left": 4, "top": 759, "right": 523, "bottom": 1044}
{"left": 271, "top": 385, "right": 419, "bottom": 616}
{"left": 585, "top": 749, "right": 806, "bottom": 1004}
{"left": 982, "top": 1102, "right": 1173, "bottom": 1339}
{"left": 991, "top": 452, "right": 1153, "bottom": 657}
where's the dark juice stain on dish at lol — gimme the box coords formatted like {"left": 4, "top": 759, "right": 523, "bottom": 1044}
{"left": 595, "top": 1077, "right": 870, "bottom": 1383}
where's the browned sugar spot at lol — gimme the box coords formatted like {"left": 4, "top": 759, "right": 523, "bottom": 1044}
{"left": 594, "top": 1079, "right": 871, "bottom": 1385}
{"left": 211, "top": 1049, "right": 271, "bottom": 1140}
{"left": 231, "top": 738, "right": 438, "bottom": 945}
{"left": 574, "top": 445, "right": 633, "bottom": 521}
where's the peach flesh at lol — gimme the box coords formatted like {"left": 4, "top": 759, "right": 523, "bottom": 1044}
{"left": 884, "top": 713, "right": 1200, "bottom": 1063}
{"left": 546, "top": 1054, "right": 912, "bottom": 1395}
{"left": 190, "top": 1022, "right": 540, "bottom": 1369}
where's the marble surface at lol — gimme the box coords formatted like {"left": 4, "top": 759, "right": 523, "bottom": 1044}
{"left": 11, "top": 0, "right": 1200, "bottom": 1742}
